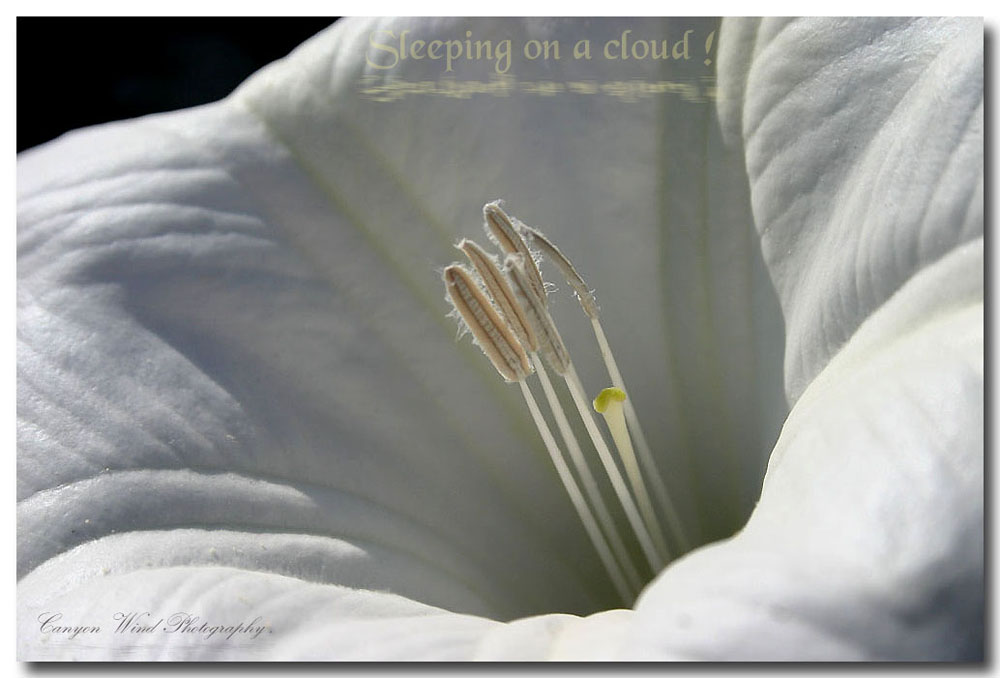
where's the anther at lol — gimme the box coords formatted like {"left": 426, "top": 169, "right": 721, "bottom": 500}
{"left": 504, "top": 254, "right": 570, "bottom": 376}
{"left": 483, "top": 201, "right": 547, "bottom": 303}
{"left": 521, "top": 225, "right": 600, "bottom": 320}
{"left": 456, "top": 239, "right": 538, "bottom": 352}
{"left": 443, "top": 265, "right": 532, "bottom": 382}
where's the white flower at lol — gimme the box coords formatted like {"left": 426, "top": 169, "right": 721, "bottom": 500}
{"left": 17, "top": 17, "right": 982, "bottom": 660}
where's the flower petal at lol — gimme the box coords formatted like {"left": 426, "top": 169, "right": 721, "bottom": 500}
{"left": 626, "top": 241, "right": 982, "bottom": 660}
{"left": 18, "top": 15, "right": 982, "bottom": 661}
{"left": 17, "top": 97, "right": 605, "bottom": 660}
{"left": 618, "top": 17, "right": 984, "bottom": 661}
{"left": 720, "top": 17, "right": 983, "bottom": 402}
{"left": 19, "top": 16, "right": 775, "bottom": 658}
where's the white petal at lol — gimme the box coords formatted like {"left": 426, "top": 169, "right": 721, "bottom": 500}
{"left": 19, "top": 19, "right": 688, "bottom": 659}
{"left": 626, "top": 240, "right": 982, "bottom": 660}
{"left": 621, "top": 17, "right": 983, "bottom": 660}
{"left": 721, "top": 17, "right": 983, "bottom": 402}
{"left": 20, "top": 560, "right": 496, "bottom": 660}
{"left": 18, "top": 15, "right": 982, "bottom": 661}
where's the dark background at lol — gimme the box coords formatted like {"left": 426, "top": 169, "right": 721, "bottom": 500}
{"left": 17, "top": 17, "right": 338, "bottom": 153}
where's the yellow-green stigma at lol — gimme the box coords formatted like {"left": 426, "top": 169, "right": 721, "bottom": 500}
{"left": 593, "top": 387, "right": 627, "bottom": 414}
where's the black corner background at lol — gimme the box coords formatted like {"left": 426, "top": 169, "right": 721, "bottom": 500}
{"left": 16, "top": 17, "right": 338, "bottom": 153}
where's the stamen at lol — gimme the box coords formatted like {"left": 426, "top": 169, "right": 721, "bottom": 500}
{"left": 443, "top": 200, "right": 693, "bottom": 598}
{"left": 483, "top": 201, "right": 546, "bottom": 303}
{"left": 504, "top": 254, "right": 570, "bottom": 376}
{"left": 456, "top": 239, "right": 538, "bottom": 352}
{"left": 520, "top": 225, "right": 600, "bottom": 320}
{"left": 521, "top": 218, "right": 691, "bottom": 553}
{"left": 594, "top": 387, "right": 671, "bottom": 563}
{"left": 443, "top": 264, "right": 532, "bottom": 383}
{"left": 518, "top": 379, "right": 633, "bottom": 605}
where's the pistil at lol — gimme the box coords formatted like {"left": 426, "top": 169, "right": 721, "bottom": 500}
{"left": 591, "top": 318, "right": 690, "bottom": 552}
{"left": 523, "top": 218, "right": 690, "bottom": 553}
{"left": 506, "top": 249, "right": 663, "bottom": 571}
{"left": 532, "top": 354, "right": 642, "bottom": 593}
{"left": 444, "top": 261, "right": 630, "bottom": 603}
{"left": 442, "top": 200, "right": 692, "bottom": 598}
{"left": 563, "top": 364, "right": 665, "bottom": 573}
{"left": 594, "top": 387, "right": 671, "bottom": 563}
{"left": 457, "top": 238, "right": 642, "bottom": 590}
{"left": 518, "top": 379, "right": 633, "bottom": 605}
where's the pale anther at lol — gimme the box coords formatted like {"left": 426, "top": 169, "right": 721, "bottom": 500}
{"left": 504, "top": 253, "right": 570, "bottom": 376}
{"left": 457, "top": 239, "right": 538, "bottom": 353}
{"left": 443, "top": 264, "right": 532, "bottom": 382}
{"left": 483, "top": 201, "right": 547, "bottom": 303}
{"left": 521, "top": 224, "right": 600, "bottom": 320}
